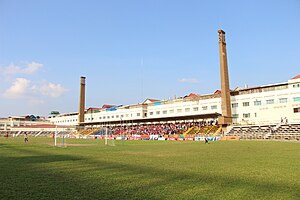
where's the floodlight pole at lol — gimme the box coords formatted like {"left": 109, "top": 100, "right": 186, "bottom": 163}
{"left": 121, "top": 118, "right": 124, "bottom": 145}
{"left": 55, "top": 125, "right": 57, "bottom": 146}
{"left": 62, "top": 133, "right": 64, "bottom": 147}
{"left": 105, "top": 127, "right": 108, "bottom": 145}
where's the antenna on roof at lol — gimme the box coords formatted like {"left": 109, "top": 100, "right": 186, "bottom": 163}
{"left": 218, "top": 24, "right": 223, "bottom": 30}
{"left": 140, "top": 58, "right": 144, "bottom": 101}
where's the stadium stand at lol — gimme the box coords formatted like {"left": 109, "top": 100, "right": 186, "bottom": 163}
{"left": 226, "top": 123, "right": 300, "bottom": 141}
{"left": 2, "top": 121, "right": 298, "bottom": 141}
{"left": 77, "top": 128, "right": 101, "bottom": 136}
{"left": 94, "top": 122, "right": 222, "bottom": 139}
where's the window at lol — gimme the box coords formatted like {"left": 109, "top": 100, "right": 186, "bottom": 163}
{"left": 293, "top": 84, "right": 300, "bottom": 88}
{"left": 169, "top": 110, "right": 174, "bottom": 114}
{"left": 103, "top": 116, "right": 106, "bottom": 119}
{"left": 116, "top": 115, "right": 119, "bottom": 118}
{"left": 293, "top": 97, "right": 300, "bottom": 102}
{"left": 243, "top": 113, "right": 250, "bottom": 118}
{"left": 294, "top": 107, "right": 300, "bottom": 113}
{"left": 193, "top": 107, "right": 198, "bottom": 111}
{"left": 185, "top": 108, "right": 190, "bottom": 112}
{"left": 137, "top": 113, "right": 140, "bottom": 116}
{"left": 177, "top": 109, "right": 182, "bottom": 113}
{"left": 279, "top": 98, "right": 287, "bottom": 103}
{"left": 156, "top": 111, "right": 160, "bottom": 115}
{"left": 232, "top": 114, "right": 239, "bottom": 118}
{"left": 121, "top": 115, "right": 124, "bottom": 118}
{"left": 243, "top": 102, "right": 250, "bottom": 107}
{"left": 202, "top": 106, "right": 208, "bottom": 110}
{"left": 149, "top": 112, "right": 153, "bottom": 116}
{"left": 163, "top": 110, "right": 167, "bottom": 114}
{"left": 111, "top": 116, "right": 114, "bottom": 118}
{"left": 266, "top": 99, "right": 274, "bottom": 104}
{"left": 254, "top": 101, "right": 261, "bottom": 106}
{"left": 232, "top": 103, "right": 238, "bottom": 108}
{"left": 211, "top": 105, "right": 217, "bottom": 110}
{"left": 99, "top": 117, "right": 102, "bottom": 119}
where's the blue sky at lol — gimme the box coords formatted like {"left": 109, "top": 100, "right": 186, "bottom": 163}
{"left": 0, "top": 0, "right": 299, "bottom": 117}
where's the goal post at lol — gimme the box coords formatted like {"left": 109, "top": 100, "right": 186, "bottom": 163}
{"left": 54, "top": 131, "right": 67, "bottom": 148}
{"left": 104, "top": 127, "right": 115, "bottom": 146}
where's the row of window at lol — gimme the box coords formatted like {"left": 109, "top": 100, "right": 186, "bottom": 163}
{"left": 56, "top": 98, "right": 300, "bottom": 123}
{"left": 234, "top": 106, "right": 300, "bottom": 118}
{"left": 233, "top": 113, "right": 257, "bottom": 119}
{"left": 94, "top": 105, "right": 220, "bottom": 119}
{"left": 149, "top": 105, "right": 218, "bottom": 116}
{"left": 237, "top": 85, "right": 288, "bottom": 95}
{"left": 232, "top": 97, "right": 300, "bottom": 108}
{"left": 97, "top": 113, "right": 137, "bottom": 120}
{"left": 55, "top": 105, "right": 219, "bottom": 123}
{"left": 294, "top": 107, "right": 300, "bottom": 113}
{"left": 293, "top": 84, "right": 300, "bottom": 88}
{"left": 55, "top": 118, "right": 78, "bottom": 123}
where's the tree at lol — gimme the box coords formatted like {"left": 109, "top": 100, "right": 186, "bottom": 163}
{"left": 50, "top": 111, "right": 60, "bottom": 115}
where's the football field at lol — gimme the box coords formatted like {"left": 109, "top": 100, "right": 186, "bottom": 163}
{"left": 0, "top": 138, "right": 299, "bottom": 200}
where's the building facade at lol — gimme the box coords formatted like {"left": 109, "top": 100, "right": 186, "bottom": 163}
{"left": 0, "top": 116, "right": 50, "bottom": 131}
{"left": 48, "top": 76, "right": 300, "bottom": 127}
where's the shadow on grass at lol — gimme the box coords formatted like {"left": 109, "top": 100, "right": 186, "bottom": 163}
{"left": 0, "top": 144, "right": 299, "bottom": 200}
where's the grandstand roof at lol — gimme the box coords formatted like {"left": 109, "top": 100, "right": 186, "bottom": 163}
{"left": 14, "top": 124, "right": 73, "bottom": 129}
{"left": 9, "top": 116, "right": 27, "bottom": 119}
{"left": 15, "top": 124, "right": 56, "bottom": 128}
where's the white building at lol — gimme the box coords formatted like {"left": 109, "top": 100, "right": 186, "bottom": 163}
{"left": 0, "top": 116, "right": 51, "bottom": 131}
{"left": 48, "top": 75, "right": 300, "bottom": 127}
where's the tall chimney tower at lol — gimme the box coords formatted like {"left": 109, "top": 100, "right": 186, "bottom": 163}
{"left": 218, "top": 30, "right": 232, "bottom": 127}
{"left": 78, "top": 76, "right": 86, "bottom": 125}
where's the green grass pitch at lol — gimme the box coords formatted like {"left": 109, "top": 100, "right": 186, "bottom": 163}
{"left": 0, "top": 137, "right": 299, "bottom": 200}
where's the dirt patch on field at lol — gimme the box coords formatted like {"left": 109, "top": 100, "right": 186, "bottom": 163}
{"left": 64, "top": 143, "right": 96, "bottom": 147}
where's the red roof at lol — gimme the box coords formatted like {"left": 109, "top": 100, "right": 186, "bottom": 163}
{"left": 291, "top": 75, "right": 300, "bottom": 80}
{"left": 147, "top": 99, "right": 160, "bottom": 102}
{"left": 143, "top": 98, "right": 160, "bottom": 103}
{"left": 214, "top": 90, "right": 221, "bottom": 94}
{"left": 214, "top": 89, "right": 233, "bottom": 94}
{"left": 102, "top": 104, "right": 114, "bottom": 109}
{"left": 184, "top": 93, "right": 200, "bottom": 98}
{"left": 86, "top": 107, "right": 101, "bottom": 111}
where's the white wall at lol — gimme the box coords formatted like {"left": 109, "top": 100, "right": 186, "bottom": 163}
{"left": 49, "top": 78, "right": 300, "bottom": 126}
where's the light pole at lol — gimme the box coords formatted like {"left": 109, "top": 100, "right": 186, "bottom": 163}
{"left": 121, "top": 117, "right": 124, "bottom": 145}
{"left": 55, "top": 125, "right": 57, "bottom": 146}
